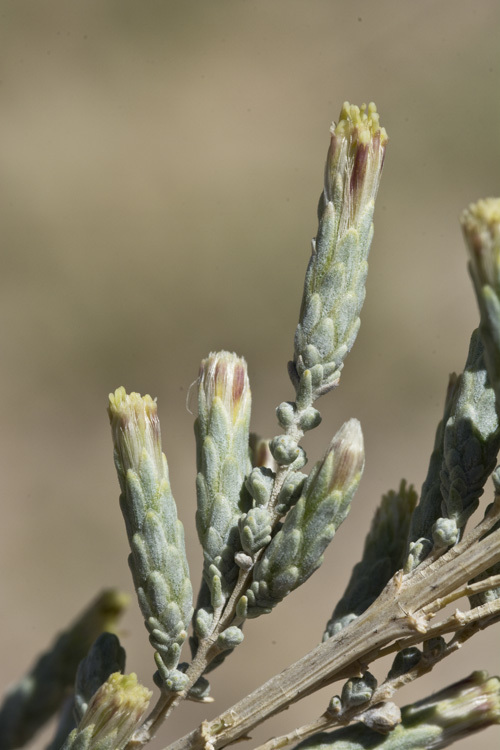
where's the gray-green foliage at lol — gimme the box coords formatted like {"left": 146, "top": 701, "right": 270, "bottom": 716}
{"left": 292, "top": 205, "right": 371, "bottom": 397}
{"left": 241, "top": 419, "right": 364, "bottom": 617}
{"left": 238, "top": 506, "right": 272, "bottom": 557}
{"left": 405, "top": 375, "right": 456, "bottom": 570}
{"left": 291, "top": 103, "right": 387, "bottom": 401}
{"left": 0, "top": 590, "right": 127, "bottom": 750}
{"left": 407, "top": 330, "right": 500, "bottom": 570}
{"left": 108, "top": 389, "right": 193, "bottom": 691}
{"left": 324, "top": 480, "right": 417, "bottom": 639}
{"left": 195, "top": 351, "right": 252, "bottom": 608}
{"left": 296, "top": 672, "right": 500, "bottom": 750}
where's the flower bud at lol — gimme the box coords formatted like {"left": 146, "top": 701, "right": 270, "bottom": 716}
{"left": 462, "top": 198, "right": 500, "bottom": 292}
{"left": 108, "top": 388, "right": 193, "bottom": 689}
{"left": 77, "top": 672, "right": 152, "bottom": 750}
{"left": 198, "top": 351, "right": 251, "bottom": 429}
{"left": 293, "top": 103, "right": 388, "bottom": 398}
{"left": 323, "top": 102, "right": 387, "bottom": 234}
{"left": 195, "top": 351, "right": 252, "bottom": 606}
{"left": 108, "top": 387, "right": 163, "bottom": 487}
{"left": 246, "top": 420, "right": 364, "bottom": 614}
{"left": 270, "top": 434, "right": 300, "bottom": 466}
{"left": 325, "top": 418, "right": 365, "bottom": 494}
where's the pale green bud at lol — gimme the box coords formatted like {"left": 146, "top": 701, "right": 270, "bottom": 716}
{"left": 247, "top": 420, "right": 364, "bottom": 614}
{"left": 245, "top": 467, "right": 275, "bottom": 506}
{"left": 194, "top": 607, "right": 214, "bottom": 639}
{"left": 270, "top": 434, "right": 300, "bottom": 466}
{"left": 239, "top": 507, "right": 272, "bottom": 557}
{"left": 276, "top": 401, "right": 296, "bottom": 429}
{"left": 108, "top": 388, "right": 193, "bottom": 689}
{"left": 195, "top": 352, "right": 252, "bottom": 607}
{"left": 298, "top": 406, "right": 322, "bottom": 431}
{"left": 292, "top": 103, "right": 387, "bottom": 400}
{"left": 68, "top": 673, "right": 152, "bottom": 750}
{"left": 217, "top": 626, "right": 244, "bottom": 651}
{"left": 432, "top": 517, "right": 458, "bottom": 548}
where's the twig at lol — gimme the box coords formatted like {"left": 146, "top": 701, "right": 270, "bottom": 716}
{"left": 252, "top": 604, "right": 499, "bottom": 750}
{"left": 163, "top": 522, "right": 500, "bottom": 750}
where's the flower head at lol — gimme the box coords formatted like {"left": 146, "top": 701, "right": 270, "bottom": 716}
{"left": 462, "top": 198, "right": 500, "bottom": 292}
{"left": 108, "top": 387, "right": 164, "bottom": 480}
{"left": 79, "top": 672, "right": 152, "bottom": 749}
{"left": 198, "top": 351, "right": 251, "bottom": 426}
{"left": 326, "top": 418, "right": 365, "bottom": 493}
{"left": 324, "top": 101, "right": 388, "bottom": 237}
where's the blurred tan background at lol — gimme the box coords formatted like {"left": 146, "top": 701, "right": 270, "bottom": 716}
{"left": 1, "top": 1, "right": 499, "bottom": 748}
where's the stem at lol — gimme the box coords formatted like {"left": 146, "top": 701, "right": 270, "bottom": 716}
{"left": 131, "top": 634, "right": 218, "bottom": 747}
{"left": 164, "top": 522, "right": 500, "bottom": 750}
{"left": 422, "top": 573, "right": 500, "bottom": 616}
{"left": 253, "top": 613, "right": 492, "bottom": 750}
{"left": 131, "top": 416, "right": 307, "bottom": 747}
{"left": 253, "top": 715, "right": 332, "bottom": 750}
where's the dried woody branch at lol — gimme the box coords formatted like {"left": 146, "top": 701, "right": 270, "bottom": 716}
{"left": 165, "top": 505, "right": 500, "bottom": 750}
